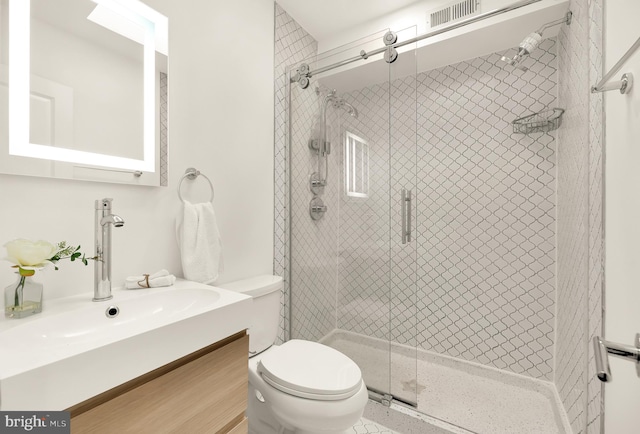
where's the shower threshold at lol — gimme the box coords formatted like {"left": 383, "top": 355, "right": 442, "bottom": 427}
{"left": 321, "top": 329, "right": 571, "bottom": 434}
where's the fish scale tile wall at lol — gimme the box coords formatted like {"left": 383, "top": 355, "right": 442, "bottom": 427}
{"left": 417, "top": 46, "right": 557, "bottom": 378}
{"left": 273, "top": 4, "right": 319, "bottom": 343}
{"left": 336, "top": 38, "right": 558, "bottom": 380}
{"left": 556, "top": 0, "right": 604, "bottom": 432}
{"left": 288, "top": 81, "right": 341, "bottom": 342}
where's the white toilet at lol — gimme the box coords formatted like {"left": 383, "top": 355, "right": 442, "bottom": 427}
{"left": 218, "top": 275, "right": 368, "bottom": 434}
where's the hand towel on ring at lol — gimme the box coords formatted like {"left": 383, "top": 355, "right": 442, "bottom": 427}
{"left": 176, "top": 200, "right": 224, "bottom": 284}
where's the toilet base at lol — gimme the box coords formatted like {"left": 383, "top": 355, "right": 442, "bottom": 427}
{"left": 247, "top": 384, "right": 359, "bottom": 434}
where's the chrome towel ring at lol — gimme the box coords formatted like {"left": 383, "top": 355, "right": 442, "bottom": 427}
{"left": 178, "top": 167, "right": 214, "bottom": 203}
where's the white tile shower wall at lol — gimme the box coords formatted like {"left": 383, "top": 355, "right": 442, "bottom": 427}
{"left": 274, "top": 5, "right": 385, "bottom": 344}
{"left": 337, "top": 83, "right": 392, "bottom": 342}
{"left": 586, "top": 1, "right": 604, "bottom": 433}
{"left": 417, "top": 42, "right": 558, "bottom": 379}
{"left": 389, "top": 74, "right": 419, "bottom": 356}
{"left": 335, "top": 75, "right": 420, "bottom": 385}
{"left": 338, "top": 39, "right": 558, "bottom": 380}
{"left": 274, "top": 4, "right": 318, "bottom": 343}
{"left": 288, "top": 83, "right": 342, "bottom": 342}
{"left": 556, "top": 0, "right": 597, "bottom": 432}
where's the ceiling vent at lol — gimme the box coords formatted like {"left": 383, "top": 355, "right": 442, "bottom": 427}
{"left": 428, "top": 0, "right": 480, "bottom": 29}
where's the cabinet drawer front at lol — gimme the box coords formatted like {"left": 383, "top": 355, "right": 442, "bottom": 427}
{"left": 71, "top": 334, "right": 249, "bottom": 433}
{"left": 226, "top": 417, "right": 248, "bottom": 434}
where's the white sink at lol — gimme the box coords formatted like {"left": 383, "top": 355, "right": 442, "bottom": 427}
{"left": 0, "top": 279, "right": 251, "bottom": 410}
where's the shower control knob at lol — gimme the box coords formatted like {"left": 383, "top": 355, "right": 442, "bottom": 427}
{"left": 309, "top": 197, "right": 327, "bottom": 221}
{"left": 309, "top": 172, "right": 325, "bottom": 195}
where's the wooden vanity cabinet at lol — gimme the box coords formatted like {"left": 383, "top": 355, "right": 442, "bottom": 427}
{"left": 68, "top": 331, "right": 249, "bottom": 434}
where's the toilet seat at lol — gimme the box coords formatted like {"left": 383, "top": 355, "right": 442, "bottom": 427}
{"left": 257, "top": 339, "right": 363, "bottom": 401}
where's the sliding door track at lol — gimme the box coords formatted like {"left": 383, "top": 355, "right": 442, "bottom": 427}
{"left": 367, "top": 387, "right": 417, "bottom": 408}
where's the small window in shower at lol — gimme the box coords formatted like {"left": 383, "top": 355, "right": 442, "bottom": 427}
{"left": 344, "top": 131, "right": 369, "bottom": 198}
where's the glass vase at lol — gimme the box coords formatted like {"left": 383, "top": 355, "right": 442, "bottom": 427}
{"left": 4, "top": 273, "right": 43, "bottom": 319}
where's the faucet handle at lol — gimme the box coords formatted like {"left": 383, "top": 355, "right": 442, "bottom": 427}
{"left": 95, "top": 198, "right": 114, "bottom": 210}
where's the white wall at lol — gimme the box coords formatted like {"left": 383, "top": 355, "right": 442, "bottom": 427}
{"left": 604, "top": 0, "right": 640, "bottom": 432}
{"left": 315, "top": 0, "right": 535, "bottom": 53}
{"left": 0, "top": 0, "right": 275, "bottom": 301}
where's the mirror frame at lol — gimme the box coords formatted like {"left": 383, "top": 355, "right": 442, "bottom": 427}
{"left": 8, "top": 0, "right": 166, "bottom": 173}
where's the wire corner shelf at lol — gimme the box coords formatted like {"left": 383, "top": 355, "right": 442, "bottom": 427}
{"left": 512, "top": 108, "right": 565, "bottom": 134}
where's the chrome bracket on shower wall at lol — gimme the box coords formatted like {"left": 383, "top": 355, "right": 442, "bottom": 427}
{"left": 593, "top": 333, "right": 640, "bottom": 382}
{"left": 308, "top": 138, "right": 331, "bottom": 156}
{"left": 592, "top": 33, "right": 640, "bottom": 94}
{"left": 592, "top": 72, "right": 635, "bottom": 94}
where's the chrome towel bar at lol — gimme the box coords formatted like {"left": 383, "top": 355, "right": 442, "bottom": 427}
{"left": 593, "top": 334, "right": 640, "bottom": 382}
{"left": 591, "top": 35, "right": 640, "bottom": 94}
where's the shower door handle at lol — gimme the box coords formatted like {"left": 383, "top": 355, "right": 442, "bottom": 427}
{"left": 401, "top": 189, "right": 412, "bottom": 244}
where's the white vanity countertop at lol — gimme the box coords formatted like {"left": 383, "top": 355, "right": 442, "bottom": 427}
{"left": 0, "top": 279, "right": 252, "bottom": 410}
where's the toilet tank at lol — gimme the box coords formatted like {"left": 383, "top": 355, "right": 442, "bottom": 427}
{"left": 217, "top": 275, "right": 282, "bottom": 356}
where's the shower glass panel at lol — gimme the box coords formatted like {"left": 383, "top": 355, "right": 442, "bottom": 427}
{"left": 286, "top": 26, "right": 418, "bottom": 407}
{"left": 388, "top": 27, "right": 418, "bottom": 406}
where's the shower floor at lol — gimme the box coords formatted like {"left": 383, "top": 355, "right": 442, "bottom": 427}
{"left": 322, "top": 330, "right": 570, "bottom": 434}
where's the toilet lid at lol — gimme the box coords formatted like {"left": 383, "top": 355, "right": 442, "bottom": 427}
{"left": 258, "top": 340, "right": 363, "bottom": 401}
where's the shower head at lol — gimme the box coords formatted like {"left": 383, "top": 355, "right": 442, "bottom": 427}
{"left": 500, "top": 31, "right": 542, "bottom": 72}
{"left": 333, "top": 98, "right": 359, "bottom": 119}
{"left": 342, "top": 101, "right": 359, "bottom": 119}
{"left": 501, "top": 12, "right": 572, "bottom": 72}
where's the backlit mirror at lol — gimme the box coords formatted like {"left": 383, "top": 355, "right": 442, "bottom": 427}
{"left": 0, "top": 0, "right": 168, "bottom": 186}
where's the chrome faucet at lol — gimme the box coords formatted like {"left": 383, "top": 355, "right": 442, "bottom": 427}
{"left": 94, "top": 198, "right": 124, "bottom": 301}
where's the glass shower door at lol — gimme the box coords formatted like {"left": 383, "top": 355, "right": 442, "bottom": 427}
{"left": 387, "top": 27, "right": 418, "bottom": 407}
{"left": 285, "top": 26, "right": 419, "bottom": 408}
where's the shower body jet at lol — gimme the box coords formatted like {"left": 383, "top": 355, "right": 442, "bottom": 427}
{"left": 501, "top": 11, "right": 572, "bottom": 71}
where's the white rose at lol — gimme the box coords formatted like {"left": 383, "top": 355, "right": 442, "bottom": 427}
{"left": 4, "top": 239, "right": 58, "bottom": 270}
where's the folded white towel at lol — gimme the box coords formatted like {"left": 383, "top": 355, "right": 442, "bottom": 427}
{"left": 125, "top": 269, "right": 176, "bottom": 289}
{"left": 176, "top": 200, "right": 223, "bottom": 284}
